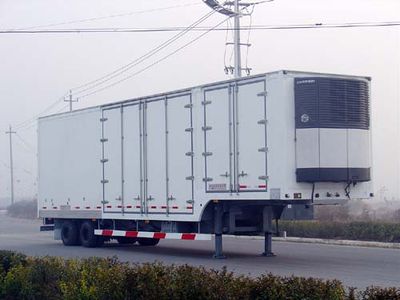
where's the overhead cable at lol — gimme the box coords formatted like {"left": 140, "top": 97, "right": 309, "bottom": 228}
{"left": 2, "top": 21, "right": 400, "bottom": 34}
{"left": 71, "top": 10, "right": 216, "bottom": 95}
{"left": 8, "top": 2, "right": 201, "bottom": 31}
{"left": 78, "top": 16, "right": 231, "bottom": 99}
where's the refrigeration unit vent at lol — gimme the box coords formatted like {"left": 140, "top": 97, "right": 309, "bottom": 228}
{"left": 295, "top": 77, "right": 371, "bottom": 183}
{"left": 295, "top": 78, "right": 369, "bottom": 130}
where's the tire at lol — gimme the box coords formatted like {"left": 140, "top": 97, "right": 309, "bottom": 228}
{"left": 79, "top": 221, "right": 102, "bottom": 248}
{"left": 137, "top": 238, "right": 160, "bottom": 246}
{"left": 116, "top": 237, "right": 137, "bottom": 245}
{"left": 61, "top": 221, "right": 80, "bottom": 246}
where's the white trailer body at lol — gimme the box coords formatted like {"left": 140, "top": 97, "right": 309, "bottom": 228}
{"left": 38, "top": 70, "right": 373, "bottom": 256}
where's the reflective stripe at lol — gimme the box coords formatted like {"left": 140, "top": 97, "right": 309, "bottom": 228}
{"left": 94, "top": 230, "right": 211, "bottom": 241}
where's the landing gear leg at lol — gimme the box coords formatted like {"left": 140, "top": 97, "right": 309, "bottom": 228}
{"left": 213, "top": 202, "right": 226, "bottom": 259}
{"left": 262, "top": 206, "right": 275, "bottom": 257}
{"left": 262, "top": 231, "right": 275, "bottom": 257}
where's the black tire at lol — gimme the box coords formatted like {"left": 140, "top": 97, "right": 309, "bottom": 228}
{"left": 79, "top": 221, "right": 102, "bottom": 248}
{"left": 137, "top": 238, "right": 160, "bottom": 246}
{"left": 61, "top": 221, "right": 80, "bottom": 246}
{"left": 116, "top": 237, "right": 137, "bottom": 245}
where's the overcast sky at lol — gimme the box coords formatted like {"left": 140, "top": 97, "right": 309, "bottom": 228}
{"left": 0, "top": 0, "right": 399, "bottom": 205}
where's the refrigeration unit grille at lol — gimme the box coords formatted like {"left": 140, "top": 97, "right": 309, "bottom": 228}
{"left": 295, "top": 78, "right": 369, "bottom": 130}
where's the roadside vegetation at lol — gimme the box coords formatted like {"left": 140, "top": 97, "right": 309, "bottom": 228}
{"left": 277, "top": 201, "right": 400, "bottom": 242}
{"left": 6, "top": 199, "right": 37, "bottom": 219}
{"left": 277, "top": 220, "right": 400, "bottom": 243}
{"left": 0, "top": 251, "right": 399, "bottom": 300}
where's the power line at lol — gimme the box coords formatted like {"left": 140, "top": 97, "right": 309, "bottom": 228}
{"left": 11, "top": 18, "right": 400, "bottom": 126}
{"left": 2, "top": 21, "right": 400, "bottom": 34}
{"left": 78, "top": 16, "right": 231, "bottom": 99}
{"left": 16, "top": 103, "right": 70, "bottom": 131}
{"left": 14, "top": 97, "right": 65, "bottom": 130}
{"left": 15, "top": 133, "right": 36, "bottom": 155}
{"left": 8, "top": 2, "right": 201, "bottom": 31}
{"left": 12, "top": 11, "right": 217, "bottom": 130}
{"left": 71, "top": 10, "right": 216, "bottom": 95}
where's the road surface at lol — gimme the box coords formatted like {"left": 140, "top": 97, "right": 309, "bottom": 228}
{"left": 0, "top": 211, "right": 399, "bottom": 288}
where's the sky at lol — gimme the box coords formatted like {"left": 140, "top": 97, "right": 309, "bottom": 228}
{"left": 0, "top": 0, "right": 399, "bottom": 206}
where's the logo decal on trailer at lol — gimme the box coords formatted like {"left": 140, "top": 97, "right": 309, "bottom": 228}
{"left": 208, "top": 183, "right": 227, "bottom": 191}
{"left": 301, "top": 114, "right": 310, "bottom": 123}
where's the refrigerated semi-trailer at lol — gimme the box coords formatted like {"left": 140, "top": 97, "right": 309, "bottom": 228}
{"left": 38, "top": 70, "right": 373, "bottom": 257}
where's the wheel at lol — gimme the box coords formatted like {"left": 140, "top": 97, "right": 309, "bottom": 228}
{"left": 116, "top": 237, "right": 137, "bottom": 245}
{"left": 79, "top": 221, "right": 102, "bottom": 248}
{"left": 137, "top": 238, "right": 160, "bottom": 246}
{"left": 61, "top": 220, "right": 80, "bottom": 246}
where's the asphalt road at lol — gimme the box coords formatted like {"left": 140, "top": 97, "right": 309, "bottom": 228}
{"left": 0, "top": 211, "right": 399, "bottom": 289}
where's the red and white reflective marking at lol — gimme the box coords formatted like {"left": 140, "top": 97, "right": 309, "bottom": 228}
{"left": 94, "top": 229, "right": 211, "bottom": 241}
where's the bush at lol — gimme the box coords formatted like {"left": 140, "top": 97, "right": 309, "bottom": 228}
{"left": 277, "top": 221, "right": 400, "bottom": 243}
{"left": 357, "top": 286, "right": 400, "bottom": 300}
{"left": 0, "top": 251, "right": 398, "bottom": 299}
{"left": 6, "top": 199, "right": 37, "bottom": 219}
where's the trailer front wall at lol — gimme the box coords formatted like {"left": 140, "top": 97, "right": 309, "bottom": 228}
{"left": 38, "top": 108, "right": 102, "bottom": 217}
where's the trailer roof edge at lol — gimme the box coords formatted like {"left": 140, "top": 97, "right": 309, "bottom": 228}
{"left": 38, "top": 70, "right": 371, "bottom": 121}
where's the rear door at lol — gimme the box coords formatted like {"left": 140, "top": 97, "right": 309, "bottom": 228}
{"left": 167, "top": 94, "right": 194, "bottom": 214}
{"left": 123, "top": 103, "right": 143, "bottom": 214}
{"left": 101, "top": 107, "right": 123, "bottom": 213}
{"left": 144, "top": 99, "right": 166, "bottom": 214}
{"left": 203, "top": 86, "right": 232, "bottom": 193}
{"left": 202, "top": 80, "right": 268, "bottom": 194}
{"left": 236, "top": 80, "right": 268, "bottom": 191}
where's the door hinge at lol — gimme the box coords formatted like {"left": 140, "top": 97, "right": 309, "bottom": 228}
{"left": 202, "top": 126, "right": 212, "bottom": 131}
{"left": 101, "top": 179, "right": 109, "bottom": 184}
{"left": 185, "top": 127, "right": 193, "bottom": 132}
{"left": 185, "top": 152, "right": 194, "bottom": 157}
{"left": 100, "top": 117, "right": 108, "bottom": 122}
{"left": 202, "top": 152, "right": 213, "bottom": 157}
{"left": 257, "top": 91, "right": 268, "bottom": 97}
{"left": 100, "top": 159, "right": 109, "bottom": 163}
{"left": 203, "top": 177, "right": 213, "bottom": 182}
{"left": 258, "top": 147, "right": 269, "bottom": 153}
{"left": 258, "top": 175, "right": 269, "bottom": 181}
{"left": 238, "top": 171, "right": 248, "bottom": 177}
{"left": 257, "top": 119, "right": 268, "bottom": 125}
{"left": 202, "top": 100, "right": 212, "bottom": 105}
{"left": 184, "top": 104, "right": 193, "bottom": 109}
{"left": 100, "top": 138, "right": 108, "bottom": 143}
{"left": 185, "top": 176, "right": 195, "bottom": 181}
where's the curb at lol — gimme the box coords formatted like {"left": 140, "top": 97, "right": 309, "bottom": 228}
{"left": 229, "top": 235, "right": 400, "bottom": 249}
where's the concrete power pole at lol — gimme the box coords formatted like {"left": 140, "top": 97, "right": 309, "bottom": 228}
{"left": 64, "top": 90, "right": 78, "bottom": 112}
{"left": 203, "top": 0, "right": 252, "bottom": 78}
{"left": 5, "top": 125, "right": 16, "bottom": 205}
{"left": 233, "top": 0, "right": 242, "bottom": 79}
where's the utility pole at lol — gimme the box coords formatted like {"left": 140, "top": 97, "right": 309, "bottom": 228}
{"left": 64, "top": 90, "right": 78, "bottom": 112}
{"left": 204, "top": 0, "right": 254, "bottom": 78}
{"left": 233, "top": 0, "right": 242, "bottom": 79}
{"left": 5, "top": 125, "right": 16, "bottom": 205}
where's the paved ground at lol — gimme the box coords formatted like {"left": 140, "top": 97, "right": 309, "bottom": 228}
{"left": 0, "top": 211, "right": 399, "bottom": 289}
